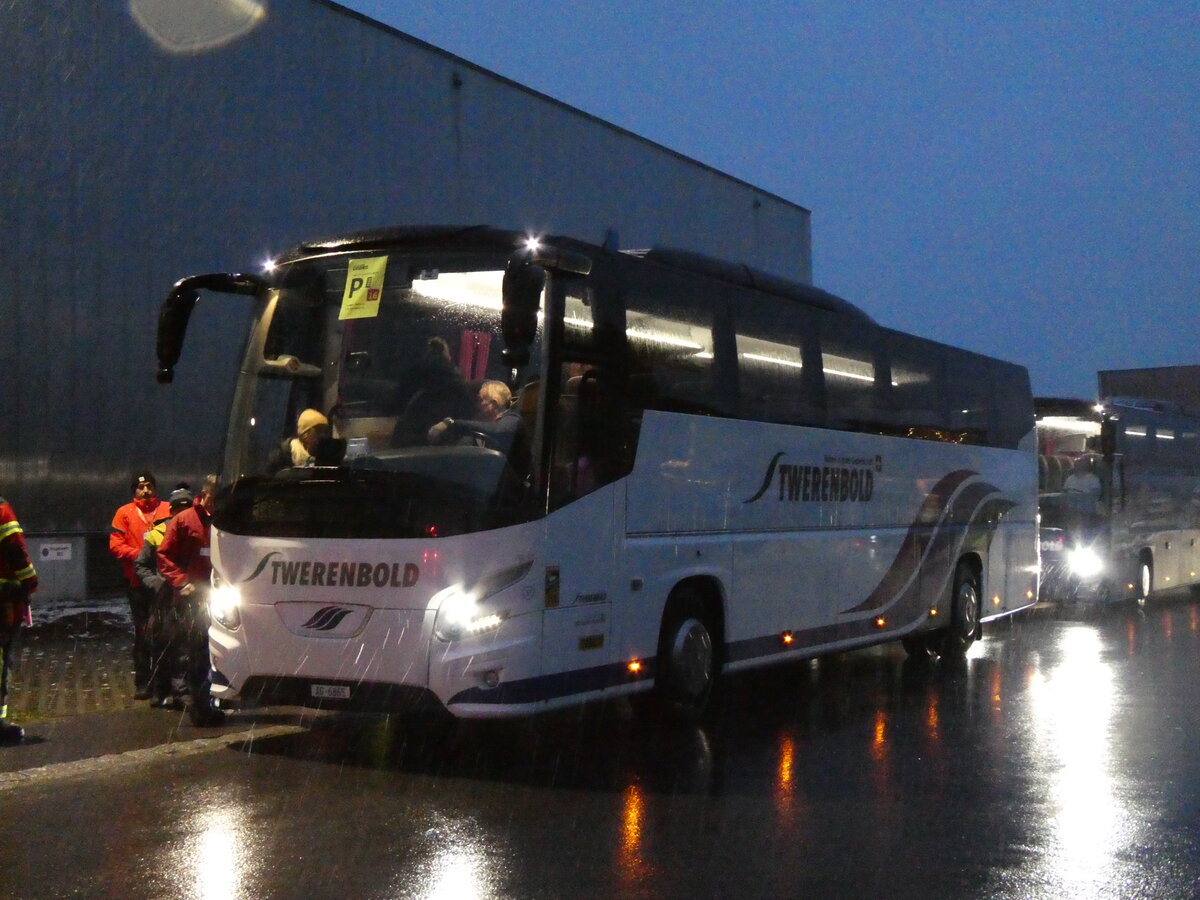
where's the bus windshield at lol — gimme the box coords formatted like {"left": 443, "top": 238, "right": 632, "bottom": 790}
{"left": 1036, "top": 407, "right": 1106, "bottom": 532}
{"left": 219, "top": 250, "right": 540, "bottom": 539}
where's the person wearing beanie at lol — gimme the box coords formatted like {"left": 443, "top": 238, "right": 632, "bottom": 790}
{"left": 158, "top": 475, "right": 226, "bottom": 726}
{"left": 109, "top": 471, "right": 170, "bottom": 699}
{"left": 134, "top": 483, "right": 193, "bottom": 708}
{"left": 267, "top": 408, "right": 331, "bottom": 473}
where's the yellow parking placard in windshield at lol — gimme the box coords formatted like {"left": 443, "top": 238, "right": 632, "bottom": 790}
{"left": 339, "top": 255, "right": 388, "bottom": 320}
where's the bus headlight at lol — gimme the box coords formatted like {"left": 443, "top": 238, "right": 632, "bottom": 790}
{"left": 1066, "top": 546, "right": 1103, "bottom": 579}
{"left": 433, "top": 587, "right": 505, "bottom": 642}
{"left": 432, "top": 560, "right": 531, "bottom": 643}
{"left": 209, "top": 581, "right": 243, "bottom": 630}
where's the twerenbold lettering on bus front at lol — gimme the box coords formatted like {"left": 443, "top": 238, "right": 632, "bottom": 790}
{"left": 269, "top": 560, "right": 420, "bottom": 588}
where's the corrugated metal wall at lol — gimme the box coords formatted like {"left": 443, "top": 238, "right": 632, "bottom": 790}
{"left": 0, "top": 0, "right": 811, "bottom": 597}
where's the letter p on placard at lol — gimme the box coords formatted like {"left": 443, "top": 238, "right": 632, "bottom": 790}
{"left": 339, "top": 255, "right": 388, "bottom": 320}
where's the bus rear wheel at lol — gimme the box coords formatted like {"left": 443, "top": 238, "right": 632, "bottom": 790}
{"left": 940, "top": 562, "right": 980, "bottom": 658}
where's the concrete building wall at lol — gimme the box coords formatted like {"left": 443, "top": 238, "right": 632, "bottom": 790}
{"left": 1, "top": 0, "right": 811, "bottom": 597}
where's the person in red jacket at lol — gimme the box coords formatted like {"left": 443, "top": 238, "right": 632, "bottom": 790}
{"left": 157, "top": 475, "right": 225, "bottom": 726}
{"left": 0, "top": 496, "right": 38, "bottom": 743}
{"left": 109, "top": 472, "right": 170, "bottom": 699}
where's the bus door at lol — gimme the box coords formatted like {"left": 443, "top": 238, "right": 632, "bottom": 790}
{"left": 538, "top": 360, "right": 621, "bottom": 693}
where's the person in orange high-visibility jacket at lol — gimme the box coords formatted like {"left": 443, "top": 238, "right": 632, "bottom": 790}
{"left": 157, "top": 476, "right": 225, "bottom": 727}
{"left": 109, "top": 472, "right": 170, "bottom": 699}
{"left": 0, "top": 496, "right": 38, "bottom": 743}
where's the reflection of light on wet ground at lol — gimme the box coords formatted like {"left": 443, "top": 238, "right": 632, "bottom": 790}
{"left": 190, "top": 805, "right": 245, "bottom": 900}
{"left": 925, "top": 695, "right": 939, "bottom": 737}
{"left": 1028, "top": 625, "right": 1129, "bottom": 895}
{"left": 401, "top": 814, "right": 502, "bottom": 900}
{"left": 617, "top": 783, "right": 652, "bottom": 891}
{"left": 776, "top": 733, "right": 795, "bottom": 796}
{"left": 871, "top": 709, "right": 887, "bottom": 762}
{"left": 424, "top": 846, "right": 489, "bottom": 900}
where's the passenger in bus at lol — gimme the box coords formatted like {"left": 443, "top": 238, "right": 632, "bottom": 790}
{"left": 427, "top": 380, "right": 527, "bottom": 465}
{"left": 390, "top": 337, "right": 476, "bottom": 446}
{"left": 266, "top": 408, "right": 331, "bottom": 473}
{"left": 1063, "top": 456, "right": 1101, "bottom": 496}
{"left": 1063, "top": 455, "right": 1103, "bottom": 519}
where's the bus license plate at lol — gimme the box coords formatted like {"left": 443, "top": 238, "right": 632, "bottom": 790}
{"left": 311, "top": 684, "right": 350, "bottom": 700}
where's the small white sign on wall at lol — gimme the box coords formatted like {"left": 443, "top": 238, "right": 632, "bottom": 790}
{"left": 39, "top": 543, "right": 72, "bottom": 561}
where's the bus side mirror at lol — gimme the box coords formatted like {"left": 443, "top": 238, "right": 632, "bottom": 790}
{"left": 501, "top": 260, "right": 546, "bottom": 367}
{"left": 156, "top": 272, "right": 267, "bottom": 384}
{"left": 156, "top": 287, "right": 200, "bottom": 384}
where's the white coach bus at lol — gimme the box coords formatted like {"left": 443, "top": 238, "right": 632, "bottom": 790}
{"left": 157, "top": 225, "right": 1038, "bottom": 720}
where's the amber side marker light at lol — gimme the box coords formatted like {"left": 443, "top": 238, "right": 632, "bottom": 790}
{"left": 627, "top": 659, "right": 643, "bottom": 675}
{"left": 928, "top": 607, "right": 938, "bottom": 617}
{"left": 992, "top": 595, "right": 1002, "bottom": 606}
{"left": 874, "top": 617, "right": 887, "bottom": 628}
{"left": 781, "top": 631, "right": 794, "bottom": 645}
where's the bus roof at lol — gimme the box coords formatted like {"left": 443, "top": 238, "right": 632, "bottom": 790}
{"left": 273, "top": 224, "right": 873, "bottom": 322}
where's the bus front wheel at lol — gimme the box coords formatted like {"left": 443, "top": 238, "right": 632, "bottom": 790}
{"left": 654, "top": 603, "right": 718, "bottom": 724}
{"left": 940, "top": 562, "right": 980, "bottom": 658}
{"left": 1134, "top": 557, "right": 1153, "bottom": 611}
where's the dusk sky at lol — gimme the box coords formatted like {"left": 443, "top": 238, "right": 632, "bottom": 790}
{"left": 344, "top": 1, "right": 1197, "bottom": 400}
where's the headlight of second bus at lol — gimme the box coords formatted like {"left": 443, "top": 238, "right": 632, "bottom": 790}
{"left": 208, "top": 572, "right": 242, "bottom": 630}
{"left": 1066, "top": 545, "right": 1103, "bottom": 579}
{"left": 433, "top": 560, "right": 532, "bottom": 643}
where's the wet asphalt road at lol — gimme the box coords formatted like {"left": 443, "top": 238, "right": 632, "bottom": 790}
{"left": 1, "top": 597, "right": 1199, "bottom": 899}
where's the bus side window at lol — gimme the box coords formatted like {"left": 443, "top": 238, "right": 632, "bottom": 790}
{"left": 623, "top": 277, "right": 728, "bottom": 418}
{"left": 733, "top": 296, "right": 823, "bottom": 427}
{"left": 880, "top": 332, "right": 945, "bottom": 441}
{"left": 944, "top": 352, "right": 995, "bottom": 446}
{"left": 818, "top": 311, "right": 882, "bottom": 434}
